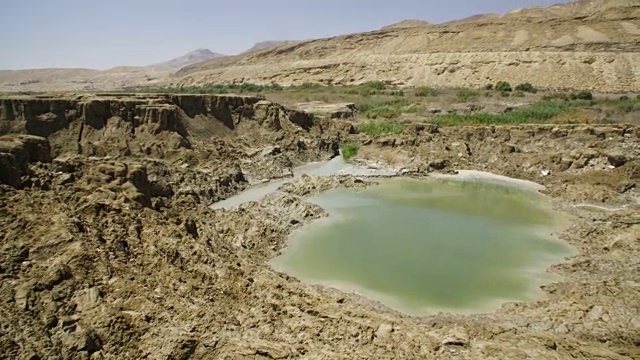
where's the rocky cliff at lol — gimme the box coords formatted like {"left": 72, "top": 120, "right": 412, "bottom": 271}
{"left": 0, "top": 94, "right": 338, "bottom": 204}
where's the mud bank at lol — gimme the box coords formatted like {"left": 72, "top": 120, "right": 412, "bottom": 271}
{"left": 0, "top": 94, "right": 638, "bottom": 359}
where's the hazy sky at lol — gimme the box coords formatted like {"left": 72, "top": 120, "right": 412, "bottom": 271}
{"left": 1, "top": 0, "right": 571, "bottom": 70}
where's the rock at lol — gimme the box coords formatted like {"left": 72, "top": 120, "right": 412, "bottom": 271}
{"left": 429, "top": 159, "right": 450, "bottom": 170}
{"left": 184, "top": 219, "right": 199, "bottom": 238}
{"left": 57, "top": 173, "right": 75, "bottom": 185}
{"left": 375, "top": 323, "right": 394, "bottom": 339}
{"left": 14, "top": 285, "right": 31, "bottom": 310}
{"left": 500, "top": 144, "right": 518, "bottom": 154}
{"left": 74, "top": 287, "right": 102, "bottom": 312}
{"left": 442, "top": 328, "right": 469, "bottom": 347}
{"left": 36, "top": 264, "right": 72, "bottom": 291}
{"left": 168, "top": 339, "right": 198, "bottom": 360}
{"left": 0, "top": 135, "right": 52, "bottom": 188}
{"left": 607, "top": 153, "right": 627, "bottom": 167}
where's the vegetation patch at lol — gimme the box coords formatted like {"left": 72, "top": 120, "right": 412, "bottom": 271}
{"left": 455, "top": 88, "right": 480, "bottom": 102}
{"left": 495, "top": 81, "right": 513, "bottom": 92}
{"left": 515, "top": 83, "right": 537, "bottom": 93}
{"left": 356, "top": 98, "right": 409, "bottom": 119}
{"left": 341, "top": 141, "right": 360, "bottom": 161}
{"left": 414, "top": 86, "right": 438, "bottom": 97}
{"left": 431, "top": 100, "right": 570, "bottom": 126}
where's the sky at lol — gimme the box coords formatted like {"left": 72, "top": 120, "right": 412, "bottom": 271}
{"left": 0, "top": 0, "right": 572, "bottom": 70}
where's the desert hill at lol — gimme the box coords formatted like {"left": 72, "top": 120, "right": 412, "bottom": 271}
{"left": 151, "top": 48, "right": 226, "bottom": 70}
{"left": 174, "top": 0, "right": 640, "bottom": 92}
{"left": 1, "top": 0, "right": 639, "bottom": 92}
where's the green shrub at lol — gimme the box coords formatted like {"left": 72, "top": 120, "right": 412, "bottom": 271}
{"left": 455, "top": 88, "right": 479, "bottom": 101}
{"left": 431, "top": 100, "right": 569, "bottom": 126}
{"left": 414, "top": 86, "right": 438, "bottom": 97}
{"left": 515, "top": 83, "right": 537, "bottom": 93}
{"left": 570, "top": 90, "right": 593, "bottom": 101}
{"left": 501, "top": 91, "right": 511, "bottom": 97}
{"left": 495, "top": 81, "right": 513, "bottom": 92}
{"left": 360, "top": 106, "right": 401, "bottom": 119}
{"left": 358, "top": 121, "right": 405, "bottom": 137}
{"left": 619, "top": 95, "right": 630, "bottom": 101}
{"left": 268, "top": 82, "right": 284, "bottom": 91}
{"left": 361, "top": 81, "right": 386, "bottom": 90}
{"left": 341, "top": 142, "right": 360, "bottom": 161}
{"left": 356, "top": 98, "right": 408, "bottom": 119}
{"left": 484, "top": 84, "right": 494, "bottom": 90}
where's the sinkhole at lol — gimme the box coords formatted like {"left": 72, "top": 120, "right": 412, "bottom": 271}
{"left": 270, "top": 177, "right": 574, "bottom": 315}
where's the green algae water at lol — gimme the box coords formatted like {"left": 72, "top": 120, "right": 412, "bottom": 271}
{"left": 270, "top": 178, "right": 574, "bottom": 315}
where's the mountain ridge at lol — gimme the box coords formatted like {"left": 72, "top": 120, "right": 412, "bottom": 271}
{"left": 1, "top": 0, "right": 638, "bottom": 92}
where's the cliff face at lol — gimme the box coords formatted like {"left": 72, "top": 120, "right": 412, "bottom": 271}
{"left": 0, "top": 94, "right": 335, "bottom": 204}
{"left": 0, "top": 94, "right": 319, "bottom": 157}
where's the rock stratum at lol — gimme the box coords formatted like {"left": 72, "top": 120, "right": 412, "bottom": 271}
{"left": 0, "top": 93, "right": 639, "bottom": 359}
{"left": 175, "top": 0, "right": 640, "bottom": 92}
{"left": 1, "top": 0, "right": 639, "bottom": 93}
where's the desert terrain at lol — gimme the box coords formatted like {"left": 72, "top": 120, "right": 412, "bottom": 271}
{"left": 0, "top": 84, "right": 639, "bottom": 359}
{"left": 1, "top": 0, "right": 639, "bottom": 93}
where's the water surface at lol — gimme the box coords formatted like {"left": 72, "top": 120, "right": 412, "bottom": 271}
{"left": 271, "top": 178, "right": 574, "bottom": 315}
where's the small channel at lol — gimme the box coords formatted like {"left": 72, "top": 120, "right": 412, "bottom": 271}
{"left": 210, "top": 155, "right": 348, "bottom": 210}
{"left": 270, "top": 178, "right": 575, "bottom": 315}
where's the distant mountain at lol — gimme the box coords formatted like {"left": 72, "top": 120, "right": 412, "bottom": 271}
{"left": 151, "top": 49, "right": 226, "bottom": 70}
{"left": 243, "top": 41, "right": 301, "bottom": 54}
{"left": 381, "top": 19, "right": 431, "bottom": 30}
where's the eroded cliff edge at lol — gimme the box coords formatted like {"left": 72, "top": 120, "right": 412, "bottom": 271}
{"left": 0, "top": 94, "right": 638, "bottom": 359}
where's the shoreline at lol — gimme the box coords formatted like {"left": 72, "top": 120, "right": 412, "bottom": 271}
{"left": 268, "top": 172, "right": 577, "bottom": 318}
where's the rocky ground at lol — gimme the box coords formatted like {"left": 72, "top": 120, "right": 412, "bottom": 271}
{"left": 0, "top": 94, "right": 638, "bottom": 359}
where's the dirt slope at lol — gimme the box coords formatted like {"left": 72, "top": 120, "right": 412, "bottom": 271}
{"left": 175, "top": 0, "right": 640, "bottom": 92}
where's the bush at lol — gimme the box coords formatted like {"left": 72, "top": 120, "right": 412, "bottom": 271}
{"left": 619, "top": 95, "right": 630, "bottom": 101}
{"left": 414, "top": 86, "right": 438, "bottom": 97}
{"left": 495, "top": 81, "right": 513, "bottom": 92}
{"left": 341, "top": 142, "right": 360, "bottom": 161}
{"left": 356, "top": 98, "right": 408, "bottom": 119}
{"left": 484, "top": 84, "right": 494, "bottom": 90}
{"left": 360, "top": 106, "right": 401, "bottom": 119}
{"left": 515, "top": 83, "right": 537, "bottom": 93}
{"left": 361, "top": 81, "right": 386, "bottom": 90}
{"left": 358, "top": 121, "right": 405, "bottom": 137}
{"left": 268, "top": 82, "right": 283, "bottom": 91}
{"left": 501, "top": 91, "right": 511, "bottom": 97}
{"left": 512, "top": 91, "right": 525, "bottom": 98}
{"left": 570, "top": 90, "right": 593, "bottom": 101}
{"left": 455, "top": 88, "right": 479, "bottom": 101}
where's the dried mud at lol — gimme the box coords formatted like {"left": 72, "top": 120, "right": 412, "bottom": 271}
{"left": 0, "top": 94, "right": 638, "bottom": 359}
